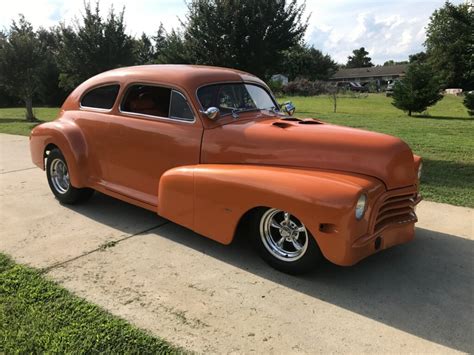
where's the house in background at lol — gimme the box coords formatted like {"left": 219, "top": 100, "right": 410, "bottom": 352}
{"left": 270, "top": 74, "right": 289, "bottom": 85}
{"left": 331, "top": 64, "right": 408, "bottom": 85}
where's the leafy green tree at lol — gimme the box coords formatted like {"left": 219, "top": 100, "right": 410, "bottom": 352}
{"left": 0, "top": 15, "right": 45, "bottom": 121}
{"left": 58, "top": 2, "right": 135, "bottom": 90}
{"left": 346, "top": 47, "right": 373, "bottom": 68}
{"left": 392, "top": 62, "right": 442, "bottom": 116}
{"left": 183, "top": 0, "right": 308, "bottom": 78}
{"left": 134, "top": 33, "right": 155, "bottom": 64}
{"left": 153, "top": 24, "right": 166, "bottom": 56}
{"left": 425, "top": 1, "right": 474, "bottom": 90}
{"left": 155, "top": 29, "right": 192, "bottom": 64}
{"left": 36, "top": 27, "right": 66, "bottom": 106}
{"left": 464, "top": 92, "right": 474, "bottom": 116}
{"left": 280, "top": 44, "right": 337, "bottom": 80}
{"left": 383, "top": 60, "right": 408, "bottom": 66}
{"left": 409, "top": 51, "right": 428, "bottom": 64}
{"left": 0, "top": 31, "right": 12, "bottom": 107}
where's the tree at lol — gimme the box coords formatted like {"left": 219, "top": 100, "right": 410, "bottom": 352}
{"left": 280, "top": 44, "right": 337, "bottom": 80}
{"left": 392, "top": 62, "right": 442, "bottom": 116}
{"left": 346, "top": 47, "right": 373, "bottom": 68}
{"left": 383, "top": 60, "right": 408, "bottom": 66}
{"left": 58, "top": 2, "right": 135, "bottom": 90}
{"left": 409, "top": 51, "right": 428, "bottom": 64}
{"left": 134, "top": 33, "right": 155, "bottom": 64}
{"left": 425, "top": 2, "right": 474, "bottom": 90}
{"left": 464, "top": 92, "right": 474, "bottom": 116}
{"left": 36, "top": 27, "right": 66, "bottom": 106}
{"left": 155, "top": 29, "right": 192, "bottom": 64}
{"left": 0, "top": 15, "right": 45, "bottom": 121}
{"left": 183, "top": 0, "right": 308, "bottom": 78}
{"left": 153, "top": 23, "right": 166, "bottom": 55}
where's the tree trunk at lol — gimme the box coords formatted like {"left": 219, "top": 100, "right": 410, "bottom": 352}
{"left": 408, "top": 110, "right": 412, "bottom": 116}
{"left": 25, "top": 96, "right": 35, "bottom": 122}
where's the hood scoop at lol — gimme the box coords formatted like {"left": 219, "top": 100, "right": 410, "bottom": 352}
{"left": 298, "top": 120, "right": 322, "bottom": 125}
{"left": 280, "top": 117, "right": 301, "bottom": 122}
{"left": 272, "top": 121, "right": 293, "bottom": 129}
{"left": 273, "top": 118, "right": 323, "bottom": 128}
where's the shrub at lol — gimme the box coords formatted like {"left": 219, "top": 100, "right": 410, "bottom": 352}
{"left": 392, "top": 62, "right": 442, "bottom": 116}
{"left": 282, "top": 79, "right": 328, "bottom": 96}
{"left": 268, "top": 80, "right": 283, "bottom": 97}
{"left": 463, "top": 92, "right": 474, "bottom": 116}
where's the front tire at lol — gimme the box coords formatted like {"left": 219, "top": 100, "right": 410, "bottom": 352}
{"left": 250, "top": 208, "right": 323, "bottom": 274}
{"left": 46, "top": 148, "right": 94, "bottom": 204}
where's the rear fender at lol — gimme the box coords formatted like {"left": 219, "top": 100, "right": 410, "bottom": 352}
{"left": 30, "top": 119, "right": 88, "bottom": 187}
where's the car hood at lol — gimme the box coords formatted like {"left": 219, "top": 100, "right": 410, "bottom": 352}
{"left": 201, "top": 115, "right": 417, "bottom": 190}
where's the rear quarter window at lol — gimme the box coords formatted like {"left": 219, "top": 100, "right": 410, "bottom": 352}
{"left": 81, "top": 85, "right": 120, "bottom": 110}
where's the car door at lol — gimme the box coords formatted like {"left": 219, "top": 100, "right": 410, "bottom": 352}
{"left": 75, "top": 83, "right": 120, "bottom": 186}
{"left": 104, "top": 83, "right": 203, "bottom": 207}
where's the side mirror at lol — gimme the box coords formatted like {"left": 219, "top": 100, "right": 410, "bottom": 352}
{"left": 281, "top": 101, "right": 295, "bottom": 116}
{"left": 201, "top": 107, "right": 220, "bottom": 120}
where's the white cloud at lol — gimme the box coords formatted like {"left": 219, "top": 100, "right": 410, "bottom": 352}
{"left": 304, "top": 0, "right": 464, "bottom": 64}
{"left": 0, "top": 0, "right": 465, "bottom": 64}
{"left": 0, "top": 0, "right": 186, "bottom": 35}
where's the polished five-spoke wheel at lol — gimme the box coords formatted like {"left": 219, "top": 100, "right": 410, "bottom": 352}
{"left": 50, "top": 158, "right": 70, "bottom": 194}
{"left": 46, "top": 148, "right": 94, "bottom": 204}
{"left": 251, "top": 207, "right": 323, "bottom": 274}
{"left": 260, "top": 209, "right": 309, "bottom": 262}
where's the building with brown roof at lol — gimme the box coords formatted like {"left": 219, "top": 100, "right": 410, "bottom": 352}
{"left": 331, "top": 64, "right": 408, "bottom": 83}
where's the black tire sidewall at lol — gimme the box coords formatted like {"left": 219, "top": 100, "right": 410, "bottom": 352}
{"left": 46, "top": 149, "right": 92, "bottom": 204}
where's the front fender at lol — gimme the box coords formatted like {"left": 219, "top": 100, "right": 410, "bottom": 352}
{"left": 30, "top": 119, "right": 88, "bottom": 187}
{"left": 158, "top": 164, "right": 384, "bottom": 263}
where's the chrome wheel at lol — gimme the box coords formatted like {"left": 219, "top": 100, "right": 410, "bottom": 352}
{"left": 49, "top": 158, "right": 70, "bottom": 194}
{"left": 259, "top": 209, "right": 309, "bottom": 262}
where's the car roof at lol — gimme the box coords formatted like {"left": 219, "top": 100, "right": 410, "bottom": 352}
{"left": 83, "top": 64, "right": 265, "bottom": 91}
{"left": 62, "top": 65, "right": 270, "bottom": 114}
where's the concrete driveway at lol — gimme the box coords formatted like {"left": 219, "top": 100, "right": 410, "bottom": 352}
{"left": 1, "top": 133, "right": 473, "bottom": 353}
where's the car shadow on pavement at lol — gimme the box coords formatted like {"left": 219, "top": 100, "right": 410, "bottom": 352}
{"left": 64, "top": 192, "right": 160, "bottom": 234}
{"left": 154, "top": 223, "right": 474, "bottom": 353}
{"left": 65, "top": 192, "right": 473, "bottom": 353}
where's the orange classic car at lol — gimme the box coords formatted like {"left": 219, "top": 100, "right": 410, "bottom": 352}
{"left": 30, "top": 65, "right": 422, "bottom": 274}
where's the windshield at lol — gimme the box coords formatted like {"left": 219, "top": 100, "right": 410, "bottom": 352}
{"left": 197, "top": 83, "right": 277, "bottom": 117}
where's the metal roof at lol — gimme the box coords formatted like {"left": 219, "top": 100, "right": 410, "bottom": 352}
{"left": 332, "top": 64, "right": 408, "bottom": 79}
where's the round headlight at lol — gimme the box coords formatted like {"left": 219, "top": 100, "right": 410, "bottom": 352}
{"left": 355, "top": 194, "right": 367, "bottom": 220}
{"left": 417, "top": 161, "right": 423, "bottom": 180}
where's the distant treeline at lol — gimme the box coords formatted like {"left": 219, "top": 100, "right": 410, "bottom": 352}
{"left": 0, "top": 0, "right": 472, "bottom": 118}
{"left": 0, "top": 1, "right": 338, "bottom": 111}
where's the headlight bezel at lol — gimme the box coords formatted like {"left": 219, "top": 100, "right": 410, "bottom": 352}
{"left": 355, "top": 193, "right": 368, "bottom": 220}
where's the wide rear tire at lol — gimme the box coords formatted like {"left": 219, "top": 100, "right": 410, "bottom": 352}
{"left": 46, "top": 148, "right": 94, "bottom": 204}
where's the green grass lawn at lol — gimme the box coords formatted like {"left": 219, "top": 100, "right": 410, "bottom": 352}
{"left": 0, "top": 253, "right": 180, "bottom": 353}
{"left": 1, "top": 94, "right": 473, "bottom": 207}
{"left": 0, "top": 107, "right": 59, "bottom": 136}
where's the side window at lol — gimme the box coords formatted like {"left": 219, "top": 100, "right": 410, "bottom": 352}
{"left": 169, "top": 90, "right": 194, "bottom": 121}
{"left": 121, "top": 85, "right": 171, "bottom": 118}
{"left": 81, "top": 85, "right": 119, "bottom": 110}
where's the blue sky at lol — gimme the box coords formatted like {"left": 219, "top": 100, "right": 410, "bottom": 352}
{"left": 0, "top": 0, "right": 465, "bottom": 64}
